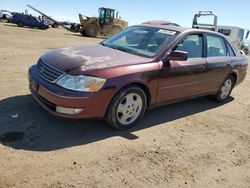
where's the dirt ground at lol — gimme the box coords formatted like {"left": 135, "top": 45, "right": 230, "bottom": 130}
{"left": 0, "top": 23, "right": 250, "bottom": 188}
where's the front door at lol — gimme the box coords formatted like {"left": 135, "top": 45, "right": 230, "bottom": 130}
{"left": 157, "top": 33, "right": 207, "bottom": 103}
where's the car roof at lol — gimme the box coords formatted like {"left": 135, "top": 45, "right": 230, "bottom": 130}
{"left": 142, "top": 20, "right": 180, "bottom": 26}
{"left": 135, "top": 24, "right": 227, "bottom": 37}
{"left": 14, "top": 13, "right": 35, "bottom": 17}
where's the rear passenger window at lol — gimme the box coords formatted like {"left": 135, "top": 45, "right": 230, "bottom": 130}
{"left": 226, "top": 42, "right": 236, "bottom": 56}
{"left": 175, "top": 34, "right": 203, "bottom": 58}
{"left": 14, "top": 14, "right": 20, "bottom": 18}
{"left": 207, "top": 35, "right": 227, "bottom": 57}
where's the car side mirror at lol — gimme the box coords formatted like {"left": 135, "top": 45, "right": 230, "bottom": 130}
{"left": 163, "top": 50, "right": 188, "bottom": 63}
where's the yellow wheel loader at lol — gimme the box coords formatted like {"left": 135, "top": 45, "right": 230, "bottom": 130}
{"left": 78, "top": 7, "right": 128, "bottom": 37}
{"left": 27, "top": 5, "right": 128, "bottom": 38}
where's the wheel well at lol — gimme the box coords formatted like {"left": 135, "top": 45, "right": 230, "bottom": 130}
{"left": 104, "top": 83, "right": 151, "bottom": 118}
{"left": 230, "top": 73, "right": 237, "bottom": 84}
{"left": 119, "top": 83, "right": 151, "bottom": 107}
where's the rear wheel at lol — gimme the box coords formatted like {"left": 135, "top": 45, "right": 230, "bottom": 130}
{"left": 40, "top": 25, "right": 46, "bottom": 30}
{"left": 80, "top": 30, "right": 86, "bottom": 36}
{"left": 17, "top": 22, "right": 24, "bottom": 27}
{"left": 70, "top": 24, "right": 81, "bottom": 33}
{"left": 214, "top": 76, "right": 235, "bottom": 102}
{"left": 110, "top": 25, "right": 123, "bottom": 36}
{"left": 85, "top": 24, "right": 99, "bottom": 37}
{"left": 105, "top": 86, "right": 147, "bottom": 130}
{"left": 52, "top": 23, "right": 58, "bottom": 28}
{"left": 243, "top": 47, "right": 249, "bottom": 55}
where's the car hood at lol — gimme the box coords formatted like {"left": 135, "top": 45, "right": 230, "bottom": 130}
{"left": 40, "top": 44, "right": 152, "bottom": 75}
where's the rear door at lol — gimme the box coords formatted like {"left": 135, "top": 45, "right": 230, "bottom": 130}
{"left": 25, "top": 16, "right": 37, "bottom": 27}
{"left": 23, "top": 15, "right": 32, "bottom": 26}
{"left": 30, "top": 17, "right": 40, "bottom": 27}
{"left": 203, "top": 34, "right": 232, "bottom": 93}
{"left": 157, "top": 33, "right": 207, "bottom": 103}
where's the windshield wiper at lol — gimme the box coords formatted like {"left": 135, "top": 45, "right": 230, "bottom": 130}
{"left": 101, "top": 44, "right": 148, "bottom": 57}
{"left": 105, "top": 45, "right": 127, "bottom": 52}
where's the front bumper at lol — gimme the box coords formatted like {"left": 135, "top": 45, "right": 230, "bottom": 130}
{"left": 28, "top": 65, "right": 115, "bottom": 119}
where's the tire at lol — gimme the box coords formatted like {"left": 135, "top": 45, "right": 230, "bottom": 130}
{"left": 52, "top": 23, "right": 58, "bottom": 28}
{"left": 214, "top": 75, "right": 235, "bottom": 102}
{"left": 243, "top": 48, "right": 249, "bottom": 55}
{"left": 40, "top": 25, "right": 46, "bottom": 30}
{"left": 80, "top": 30, "right": 86, "bottom": 36}
{"left": 17, "top": 22, "right": 24, "bottom": 27}
{"left": 85, "top": 24, "right": 99, "bottom": 37}
{"left": 105, "top": 86, "right": 147, "bottom": 130}
{"left": 70, "top": 24, "right": 80, "bottom": 33}
{"left": 110, "top": 25, "right": 123, "bottom": 36}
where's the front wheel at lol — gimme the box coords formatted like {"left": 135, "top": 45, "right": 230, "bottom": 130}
{"left": 85, "top": 24, "right": 99, "bottom": 37}
{"left": 52, "top": 23, "right": 58, "bottom": 28}
{"left": 110, "top": 25, "right": 123, "bottom": 36}
{"left": 40, "top": 25, "right": 46, "bottom": 30}
{"left": 214, "top": 76, "right": 234, "bottom": 102}
{"left": 105, "top": 86, "right": 147, "bottom": 130}
{"left": 17, "top": 22, "right": 24, "bottom": 27}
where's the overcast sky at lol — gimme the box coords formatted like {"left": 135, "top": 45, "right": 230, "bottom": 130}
{"left": 1, "top": 0, "right": 249, "bottom": 29}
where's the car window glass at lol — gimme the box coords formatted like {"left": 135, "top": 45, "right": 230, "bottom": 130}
{"left": 175, "top": 34, "right": 203, "bottom": 58}
{"left": 239, "top": 29, "right": 244, "bottom": 41}
{"left": 112, "top": 30, "right": 147, "bottom": 47}
{"left": 104, "top": 27, "right": 177, "bottom": 57}
{"left": 207, "top": 35, "right": 227, "bottom": 57}
{"left": 15, "top": 14, "right": 20, "bottom": 18}
{"left": 226, "top": 42, "right": 235, "bottom": 56}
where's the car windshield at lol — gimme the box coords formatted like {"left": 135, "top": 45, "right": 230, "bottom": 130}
{"left": 102, "top": 26, "right": 178, "bottom": 58}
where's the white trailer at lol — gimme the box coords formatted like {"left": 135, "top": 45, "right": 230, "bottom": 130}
{"left": 192, "top": 11, "right": 249, "bottom": 53}
{"left": 216, "top": 26, "right": 249, "bottom": 49}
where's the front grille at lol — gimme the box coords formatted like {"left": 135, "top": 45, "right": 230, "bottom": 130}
{"left": 36, "top": 59, "right": 64, "bottom": 82}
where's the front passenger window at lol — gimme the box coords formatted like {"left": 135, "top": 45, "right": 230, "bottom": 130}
{"left": 207, "top": 35, "right": 227, "bottom": 57}
{"left": 175, "top": 34, "right": 203, "bottom": 58}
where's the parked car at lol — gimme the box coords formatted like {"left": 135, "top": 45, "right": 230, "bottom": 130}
{"left": 12, "top": 13, "right": 49, "bottom": 29}
{"left": 0, "top": 10, "right": 12, "bottom": 21}
{"left": 43, "top": 16, "right": 59, "bottom": 28}
{"left": 28, "top": 24, "right": 248, "bottom": 130}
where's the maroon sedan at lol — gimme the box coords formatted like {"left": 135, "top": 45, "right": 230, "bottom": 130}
{"left": 28, "top": 24, "right": 248, "bottom": 129}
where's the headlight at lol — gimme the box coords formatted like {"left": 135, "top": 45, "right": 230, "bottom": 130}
{"left": 56, "top": 74, "right": 106, "bottom": 92}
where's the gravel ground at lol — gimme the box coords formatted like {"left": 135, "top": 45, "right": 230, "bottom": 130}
{"left": 0, "top": 23, "right": 250, "bottom": 188}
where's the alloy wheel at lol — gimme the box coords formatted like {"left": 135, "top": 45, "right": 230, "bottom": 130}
{"left": 116, "top": 93, "right": 143, "bottom": 125}
{"left": 220, "top": 79, "right": 232, "bottom": 100}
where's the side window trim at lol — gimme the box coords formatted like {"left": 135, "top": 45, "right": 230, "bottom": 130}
{"left": 224, "top": 39, "right": 236, "bottom": 57}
